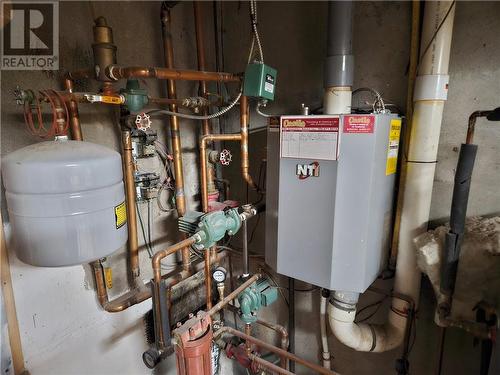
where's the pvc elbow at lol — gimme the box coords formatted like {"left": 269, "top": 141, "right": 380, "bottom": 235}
{"left": 327, "top": 303, "right": 375, "bottom": 351}
{"left": 327, "top": 302, "right": 406, "bottom": 352}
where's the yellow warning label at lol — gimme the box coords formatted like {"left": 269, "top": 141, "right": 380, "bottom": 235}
{"left": 104, "top": 267, "right": 113, "bottom": 289}
{"left": 101, "top": 96, "right": 123, "bottom": 105}
{"left": 386, "top": 119, "right": 402, "bottom": 175}
{"left": 115, "top": 201, "right": 127, "bottom": 229}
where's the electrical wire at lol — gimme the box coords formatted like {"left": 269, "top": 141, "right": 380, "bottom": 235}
{"left": 146, "top": 91, "right": 242, "bottom": 121}
{"left": 352, "top": 87, "right": 387, "bottom": 113}
{"left": 249, "top": 0, "right": 264, "bottom": 62}
{"left": 136, "top": 201, "right": 154, "bottom": 258}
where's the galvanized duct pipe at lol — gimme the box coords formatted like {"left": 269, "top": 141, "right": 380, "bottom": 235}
{"left": 323, "top": 1, "right": 354, "bottom": 115}
{"left": 329, "top": 1, "right": 456, "bottom": 352}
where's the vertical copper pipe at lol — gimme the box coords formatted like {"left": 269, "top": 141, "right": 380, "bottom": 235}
{"left": 64, "top": 78, "right": 83, "bottom": 141}
{"left": 193, "top": 1, "right": 211, "bottom": 137}
{"left": 200, "top": 134, "right": 242, "bottom": 212}
{"left": 152, "top": 236, "right": 197, "bottom": 348}
{"left": 122, "top": 130, "right": 140, "bottom": 277}
{"left": 205, "top": 246, "right": 213, "bottom": 309}
{"left": 245, "top": 323, "right": 252, "bottom": 355}
{"left": 161, "top": 6, "right": 190, "bottom": 272}
{"left": 240, "top": 95, "right": 257, "bottom": 190}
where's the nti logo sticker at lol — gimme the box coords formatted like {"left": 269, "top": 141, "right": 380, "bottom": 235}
{"left": 296, "top": 162, "right": 320, "bottom": 180}
{"left": 1, "top": 1, "right": 59, "bottom": 70}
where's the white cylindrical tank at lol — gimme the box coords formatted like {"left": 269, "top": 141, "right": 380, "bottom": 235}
{"left": 2, "top": 139, "right": 128, "bottom": 267}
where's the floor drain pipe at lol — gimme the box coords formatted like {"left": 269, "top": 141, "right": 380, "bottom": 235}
{"left": 323, "top": 1, "right": 354, "bottom": 115}
{"left": 328, "top": 1, "right": 456, "bottom": 352}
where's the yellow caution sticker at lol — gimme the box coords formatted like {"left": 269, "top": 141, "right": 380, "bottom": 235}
{"left": 101, "top": 95, "right": 123, "bottom": 105}
{"left": 385, "top": 119, "right": 402, "bottom": 175}
{"left": 104, "top": 267, "right": 113, "bottom": 289}
{"left": 114, "top": 201, "right": 127, "bottom": 229}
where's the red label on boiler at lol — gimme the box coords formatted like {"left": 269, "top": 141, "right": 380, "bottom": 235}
{"left": 343, "top": 115, "right": 375, "bottom": 134}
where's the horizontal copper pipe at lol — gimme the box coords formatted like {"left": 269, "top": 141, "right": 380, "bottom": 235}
{"left": 152, "top": 237, "right": 197, "bottom": 286}
{"left": 67, "top": 68, "right": 93, "bottom": 81}
{"left": 249, "top": 353, "right": 293, "bottom": 375}
{"left": 106, "top": 65, "right": 241, "bottom": 82}
{"left": 207, "top": 273, "right": 261, "bottom": 316}
{"left": 93, "top": 250, "right": 228, "bottom": 313}
{"left": 214, "top": 327, "right": 337, "bottom": 375}
{"left": 226, "top": 304, "right": 289, "bottom": 369}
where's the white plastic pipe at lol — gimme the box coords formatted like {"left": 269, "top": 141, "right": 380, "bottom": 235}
{"left": 320, "top": 292, "right": 331, "bottom": 369}
{"left": 324, "top": 87, "right": 352, "bottom": 115}
{"left": 329, "top": 1, "right": 456, "bottom": 352}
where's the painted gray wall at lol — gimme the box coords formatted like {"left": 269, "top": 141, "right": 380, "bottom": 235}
{"left": 1, "top": 1, "right": 498, "bottom": 374}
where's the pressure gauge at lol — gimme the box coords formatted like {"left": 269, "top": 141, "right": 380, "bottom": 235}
{"left": 212, "top": 267, "right": 227, "bottom": 283}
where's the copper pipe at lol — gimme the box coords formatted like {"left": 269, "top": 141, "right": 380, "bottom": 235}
{"left": 225, "top": 304, "right": 289, "bottom": 369}
{"left": 245, "top": 323, "right": 252, "bottom": 355}
{"left": 193, "top": 1, "right": 211, "bottom": 137}
{"left": 466, "top": 110, "right": 493, "bottom": 144}
{"left": 256, "top": 318, "right": 289, "bottom": 369}
{"left": 193, "top": 1, "right": 216, "bottom": 206}
{"left": 161, "top": 6, "right": 191, "bottom": 273}
{"left": 240, "top": 95, "right": 257, "bottom": 190}
{"left": 67, "top": 68, "right": 93, "bottom": 81}
{"left": 200, "top": 134, "right": 242, "bottom": 212}
{"left": 122, "top": 130, "right": 140, "bottom": 278}
{"left": 105, "top": 65, "right": 240, "bottom": 82}
{"left": 93, "top": 250, "right": 228, "bottom": 313}
{"left": 207, "top": 273, "right": 261, "bottom": 316}
{"left": 64, "top": 79, "right": 83, "bottom": 141}
{"left": 214, "top": 327, "right": 337, "bottom": 375}
{"left": 152, "top": 236, "right": 197, "bottom": 347}
{"left": 249, "top": 354, "right": 294, "bottom": 375}
{"left": 205, "top": 247, "right": 213, "bottom": 309}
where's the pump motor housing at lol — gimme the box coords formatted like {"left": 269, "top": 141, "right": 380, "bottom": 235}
{"left": 265, "top": 114, "right": 401, "bottom": 292}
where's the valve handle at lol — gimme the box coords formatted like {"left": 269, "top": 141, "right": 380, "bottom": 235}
{"left": 219, "top": 149, "right": 232, "bottom": 166}
{"left": 135, "top": 112, "right": 152, "bottom": 131}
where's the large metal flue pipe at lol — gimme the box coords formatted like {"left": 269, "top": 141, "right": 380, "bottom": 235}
{"left": 323, "top": 1, "right": 354, "bottom": 114}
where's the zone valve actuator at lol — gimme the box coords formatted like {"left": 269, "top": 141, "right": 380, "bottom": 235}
{"left": 265, "top": 114, "right": 401, "bottom": 292}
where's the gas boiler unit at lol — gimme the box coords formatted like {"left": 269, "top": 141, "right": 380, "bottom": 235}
{"left": 266, "top": 113, "right": 401, "bottom": 292}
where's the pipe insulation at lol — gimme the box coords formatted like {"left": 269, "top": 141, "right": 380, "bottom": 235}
{"left": 323, "top": 1, "right": 354, "bottom": 114}
{"left": 440, "top": 143, "right": 477, "bottom": 297}
{"left": 329, "top": 1, "right": 456, "bottom": 352}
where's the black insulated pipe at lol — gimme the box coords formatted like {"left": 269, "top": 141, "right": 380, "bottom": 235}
{"left": 440, "top": 143, "right": 477, "bottom": 297}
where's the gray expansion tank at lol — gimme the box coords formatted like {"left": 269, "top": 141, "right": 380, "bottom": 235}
{"left": 2, "top": 139, "right": 128, "bottom": 267}
{"left": 265, "top": 114, "right": 401, "bottom": 292}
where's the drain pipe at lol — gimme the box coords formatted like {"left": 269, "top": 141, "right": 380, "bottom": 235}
{"left": 323, "top": 1, "right": 354, "bottom": 115}
{"left": 328, "top": 1, "right": 456, "bottom": 352}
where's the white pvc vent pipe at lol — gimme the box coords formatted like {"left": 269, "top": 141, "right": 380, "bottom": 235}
{"left": 328, "top": 1, "right": 456, "bottom": 352}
